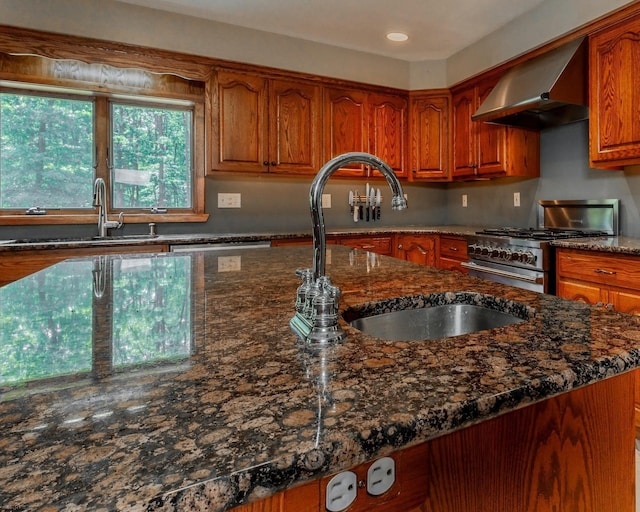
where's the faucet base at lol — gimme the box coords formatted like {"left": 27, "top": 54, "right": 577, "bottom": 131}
{"left": 290, "top": 313, "right": 346, "bottom": 345}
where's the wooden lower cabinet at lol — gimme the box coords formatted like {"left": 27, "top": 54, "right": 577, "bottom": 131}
{"left": 0, "top": 244, "right": 169, "bottom": 287}
{"left": 231, "top": 371, "right": 635, "bottom": 512}
{"left": 556, "top": 248, "right": 640, "bottom": 313}
{"left": 437, "top": 235, "right": 468, "bottom": 273}
{"left": 335, "top": 235, "right": 393, "bottom": 256}
{"left": 394, "top": 234, "right": 438, "bottom": 266}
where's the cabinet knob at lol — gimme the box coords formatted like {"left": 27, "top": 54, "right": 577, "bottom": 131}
{"left": 271, "top": 161, "right": 277, "bottom": 167}
{"left": 263, "top": 161, "right": 269, "bottom": 166}
{"left": 397, "top": 244, "right": 403, "bottom": 250}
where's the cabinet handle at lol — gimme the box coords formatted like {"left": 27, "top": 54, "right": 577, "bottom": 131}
{"left": 361, "top": 245, "right": 375, "bottom": 249}
{"left": 594, "top": 268, "right": 616, "bottom": 275}
{"left": 448, "top": 247, "right": 459, "bottom": 251}
{"left": 418, "top": 247, "right": 427, "bottom": 255}
{"left": 397, "top": 244, "right": 403, "bottom": 250}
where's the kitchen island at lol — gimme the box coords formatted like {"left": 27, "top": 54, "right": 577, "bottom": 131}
{"left": 0, "top": 245, "right": 639, "bottom": 511}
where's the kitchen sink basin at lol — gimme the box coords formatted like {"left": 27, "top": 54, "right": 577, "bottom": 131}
{"left": 343, "top": 292, "right": 533, "bottom": 341}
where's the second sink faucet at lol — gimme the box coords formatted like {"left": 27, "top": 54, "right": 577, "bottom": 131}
{"left": 291, "top": 152, "right": 408, "bottom": 345}
{"left": 93, "top": 178, "right": 123, "bottom": 238}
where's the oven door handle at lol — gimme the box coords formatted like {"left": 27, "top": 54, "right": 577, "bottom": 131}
{"left": 461, "top": 261, "right": 544, "bottom": 284}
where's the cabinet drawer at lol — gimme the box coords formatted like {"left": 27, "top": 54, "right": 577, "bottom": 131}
{"left": 439, "top": 236, "right": 468, "bottom": 259}
{"left": 338, "top": 236, "right": 393, "bottom": 255}
{"left": 557, "top": 249, "right": 640, "bottom": 291}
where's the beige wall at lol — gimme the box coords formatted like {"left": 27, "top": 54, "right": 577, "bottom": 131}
{"left": 0, "top": 0, "right": 635, "bottom": 89}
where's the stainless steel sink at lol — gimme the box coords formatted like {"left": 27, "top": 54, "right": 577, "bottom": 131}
{"left": 343, "top": 292, "right": 533, "bottom": 341}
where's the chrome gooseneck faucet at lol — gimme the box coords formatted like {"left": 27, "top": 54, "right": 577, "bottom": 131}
{"left": 93, "top": 178, "right": 124, "bottom": 238}
{"left": 290, "top": 152, "right": 408, "bottom": 345}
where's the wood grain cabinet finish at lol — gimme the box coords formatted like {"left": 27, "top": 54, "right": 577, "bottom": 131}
{"left": 437, "top": 235, "right": 469, "bottom": 273}
{"left": 394, "top": 234, "right": 438, "bottom": 267}
{"left": 409, "top": 92, "right": 450, "bottom": 181}
{"left": 335, "top": 235, "right": 394, "bottom": 256}
{"left": 324, "top": 87, "right": 408, "bottom": 178}
{"left": 556, "top": 248, "right": 640, "bottom": 314}
{"left": 211, "top": 70, "right": 322, "bottom": 174}
{"left": 230, "top": 371, "right": 635, "bottom": 512}
{"left": 589, "top": 12, "right": 640, "bottom": 167}
{"left": 451, "top": 77, "right": 540, "bottom": 180}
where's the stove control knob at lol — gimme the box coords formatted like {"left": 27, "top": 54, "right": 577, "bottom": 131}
{"left": 510, "top": 251, "right": 521, "bottom": 261}
{"left": 499, "top": 249, "right": 509, "bottom": 260}
{"left": 490, "top": 248, "right": 500, "bottom": 257}
{"left": 524, "top": 251, "right": 536, "bottom": 264}
{"left": 480, "top": 246, "right": 489, "bottom": 256}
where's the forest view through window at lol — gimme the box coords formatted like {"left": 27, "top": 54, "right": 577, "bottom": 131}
{"left": 0, "top": 88, "right": 196, "bottom": 214}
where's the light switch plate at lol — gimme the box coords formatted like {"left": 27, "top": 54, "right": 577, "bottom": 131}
{"left": 218, "top": 193, "right": 241, "bottom": 208}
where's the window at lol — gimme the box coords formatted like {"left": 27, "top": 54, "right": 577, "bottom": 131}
{"left": 0, "top": 91, "right": 94, "bottom": 209}
{"left": 110, "top": 101, "right": 193, "bottom": 210}
{"left": 0, "top": 49, "right": 207, "bottom": 225}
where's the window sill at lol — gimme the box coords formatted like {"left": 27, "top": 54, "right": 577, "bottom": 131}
{"left": 0, "top": 213, "right": 209, "bottom": 225}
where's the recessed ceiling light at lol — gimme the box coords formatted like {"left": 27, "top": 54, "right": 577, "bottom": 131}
{"left": 386, "top": 32, "right": 409, "bottom": 42}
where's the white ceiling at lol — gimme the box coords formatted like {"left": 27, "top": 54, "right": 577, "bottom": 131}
{"left": 115, "top": 0, "right": 548, "bottom": 61}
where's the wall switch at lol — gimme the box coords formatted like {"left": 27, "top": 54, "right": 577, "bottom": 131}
{"left": 325, "top": 471, "right": 357, "bottom": 511}
{"left": 322, "top": 193, "right": 332, "bottom": 208}
{"left": 513, "top": 192, "right": 521, "bottom": 207}
{"left": 462, "top": 194, "right": 468, "bottom": 207}
{"left": 218, "top": 193, "right": 241, "bottom": 208}
{"left": 367, "top": 457, "right": 396, "bottom": 496}
{"left": 218, "top": 255, "right": 241, "bottom": 272}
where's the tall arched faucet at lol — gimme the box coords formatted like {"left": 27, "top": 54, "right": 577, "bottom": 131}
{"left": 290, "top": 152, "right": 408, "bottom": 345}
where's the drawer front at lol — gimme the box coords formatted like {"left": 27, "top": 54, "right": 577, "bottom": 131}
{"left": 338, "top": 236, "right": 393, "bottom": 255}
{"left": 557, "top": 249, "right": 640, "bottom": 290}
{"left": 439, "top": 236, "right": 468, "bottom": 259}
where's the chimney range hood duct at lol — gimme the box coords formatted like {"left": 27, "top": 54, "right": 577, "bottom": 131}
{"left": 472, "top": 37, "right": 588, "bottom": 130}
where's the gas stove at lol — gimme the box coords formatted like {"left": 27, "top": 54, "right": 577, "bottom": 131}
{"left": 462, "top": 199, "right": 619, "bottom": 293}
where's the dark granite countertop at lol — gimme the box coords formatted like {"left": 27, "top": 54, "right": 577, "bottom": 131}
{"left": 552, "top": 236, "right": 640, "bottom": 255}
{"left": 0, "top": 226, "right": 481, "bottom": 252}
{"left": 2, "top": 246, "right": 640, "bottom": 511}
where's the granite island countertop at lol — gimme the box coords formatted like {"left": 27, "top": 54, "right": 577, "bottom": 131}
{"left": 2, "top": 245, "right": 640, "bottom": 511}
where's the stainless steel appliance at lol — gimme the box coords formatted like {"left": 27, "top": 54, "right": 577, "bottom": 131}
{"left": 461, "top": 199, "right": 619, "bottom": 293}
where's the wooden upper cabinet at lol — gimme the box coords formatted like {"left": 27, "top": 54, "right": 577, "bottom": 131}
{"left": 324, "top": 87, "right": 370, "bottom": 176}
{"left": 451, "top": 85, "right": 477, "bottom": 178}
{"left": 409, "top": 92, "right": 450, "bottom": 181}
{"left": 268, "top": 79, "right": 323, "bottom": 174}
{"left": 211, "top": 69, "right": 322, "bottom": 174}
{"left": 324, "top": 87, "right": 408, "bottom": 177}
{"left": 589, "top": 12, "right": 640, "bottom": 167}
{"left": 211, "top": 70, "right": 268, "bottom": 173}
{"left": 451, "top": 77, "right": 539, "bottom": 180}
{"left": 368, "top": 92, "right": 408, "bottom": 178}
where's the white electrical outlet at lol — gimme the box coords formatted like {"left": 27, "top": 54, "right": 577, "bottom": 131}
{"left": 513, "top": 192, "right": 521, "bottom": 207}
{"left": 217, "top": 193, "right": 241, "bottom": 208}
{"left": 367, "top": 457, "right": 395, "bottom": 496}
{"left": 325, "top": 471, "right": 357, "bottom": 511}
{"left": 462, "top": 194, "right": 468, "bottom": 207}
{"left": 322, "top": 193, "right": 332, "bottom": 208}
{"left": 218, "top": 255, "right": 241, "bottom": 272}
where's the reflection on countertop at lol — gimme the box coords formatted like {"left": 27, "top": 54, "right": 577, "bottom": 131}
{"left": 2, "top": 245, "right": 640, "bottom": 511}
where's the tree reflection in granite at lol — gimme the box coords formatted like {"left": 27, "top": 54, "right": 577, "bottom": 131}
{"left": 0, "top": 253, "right": 194, "bottom": 387}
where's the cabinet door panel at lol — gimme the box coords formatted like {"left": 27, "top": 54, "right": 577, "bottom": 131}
{"left": 369, "top": 93, "right": 408, "bottom": 178}
{"left": 475, "top": 78, "right": 506, "bottom": 176}
{"left": 269, "top": 79, "right": 322, "bottom": 174}
{"left": 612, "top": 289, "right": 640, "bottom": 315}
{"left": 410, "top": 94, "right": 450, "bottom": 181}
{"left": 452, "top": 87, "right": 476, "bottom": 178}
{"left": 212, "top": 71, "right": 269, "bottom": 173}
{"left": 590, "top": 13, "right": 640, "bottom": 166}
{"left": 395, "top": 235, "right": 437, "bottom": 266}
{"left": 556, "top": 279, "right": 605, "bottom": 305}
{"left": 324, "top": 88, "right": 369, "bottom": 175}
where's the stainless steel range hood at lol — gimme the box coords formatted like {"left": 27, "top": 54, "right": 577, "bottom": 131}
{"left": 472, "top": 37, "right": 588, "bottom": 130}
